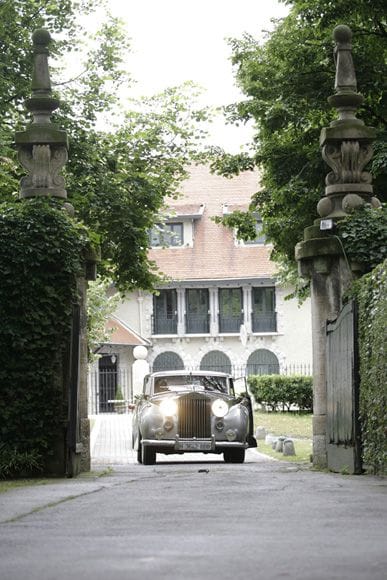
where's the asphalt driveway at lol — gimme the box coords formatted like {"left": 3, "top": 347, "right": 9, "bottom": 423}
{"left": 0, "top": 454, "right": 386, "bottom": 580}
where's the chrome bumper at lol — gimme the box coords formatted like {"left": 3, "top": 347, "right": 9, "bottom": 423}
{"left": 141, "top": 435, "right": 249, "bottom": 451}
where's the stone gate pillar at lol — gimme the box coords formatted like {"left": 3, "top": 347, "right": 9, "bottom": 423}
{"left": 14, "top": 29, "right": 97, "bottom": 476}
{"left": 295, "top": 25, "right": 381, "bottom": 468}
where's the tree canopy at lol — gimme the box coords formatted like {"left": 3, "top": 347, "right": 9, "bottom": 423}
{"left": 212, "top": 0, "right": 386, "bottom": 276}
{"left": 0, "top": 0, "right": 210, "bottom": 293}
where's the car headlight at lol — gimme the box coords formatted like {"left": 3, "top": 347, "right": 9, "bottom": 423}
{"left": 211, "top": 399, "right": 228, "bottom": 418}
{"left": 159, "top": 398, "right": 177, "bottom": 416}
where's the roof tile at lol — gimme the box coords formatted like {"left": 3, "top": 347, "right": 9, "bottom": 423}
{"left": 149, "top": 165, "right": 276, "bottom": 281}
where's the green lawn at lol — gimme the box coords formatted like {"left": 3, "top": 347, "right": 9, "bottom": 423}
{"left": 254, "top": 410, "right": 313, "bottom": 463}
{"left": 254, "top": 410, "right": 312, "bottom": 439}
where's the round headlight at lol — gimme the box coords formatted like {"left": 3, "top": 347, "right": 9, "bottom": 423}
{"left": 159, "top": 398, "right": 177, "bottom": 416}
{"left": 211, "top": 399, "right": 228, "bottom": 418}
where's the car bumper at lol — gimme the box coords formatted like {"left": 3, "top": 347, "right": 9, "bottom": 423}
{"left": 141, "top": 435, "right": 249, "bottom": 452}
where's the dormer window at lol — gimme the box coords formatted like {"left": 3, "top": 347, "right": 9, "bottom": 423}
{"left": 149, "top": 222, "right": 184, "bottom": 247}
{"left": 222, "top": 205, "right": 266, "bottom": 246}
{"left": 243, "top": 217, "right": 266, "bottom": 245}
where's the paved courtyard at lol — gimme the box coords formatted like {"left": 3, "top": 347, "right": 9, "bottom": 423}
{"left": 90, "top": 413, "right": 133, "bottom": 465}
{"left": 90, "top": 412, "right": 271, "bottom": 466}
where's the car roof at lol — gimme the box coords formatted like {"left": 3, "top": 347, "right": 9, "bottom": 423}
{"left": 150, "top": 370, "right": 231, "bottom": 378}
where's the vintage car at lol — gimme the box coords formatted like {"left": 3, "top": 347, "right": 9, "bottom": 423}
{"left": 132, "top": 370, "right": 256, "bottom": 465}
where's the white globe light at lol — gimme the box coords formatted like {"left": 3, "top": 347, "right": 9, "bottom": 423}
{"left": 133, "top": 345, "right": 148, "bottom": 360}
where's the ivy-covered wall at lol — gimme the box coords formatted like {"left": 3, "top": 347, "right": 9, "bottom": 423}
{"left": 354, "top": 260, "right": 387, "bottom": 475}
{"left": 0, "top": 198, "right": 91, "bottom": 477}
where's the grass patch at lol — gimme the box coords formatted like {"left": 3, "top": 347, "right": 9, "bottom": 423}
{"left": 254, "top": 410, "right": 312, "bottom": 439}
{"left": 256, "top": 440, "right": 313, "bottom": 463}
{"left": 0, "top": 479, "right": 54, "bottom": 494}
{"left": 254, "top": 410, "right": 313, "bottom": 463}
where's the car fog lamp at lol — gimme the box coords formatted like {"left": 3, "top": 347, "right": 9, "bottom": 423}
{"left": 159, "top": 398, "right": 177, "bottom": 416}
{"left": 215, "top": 419, "right": 224, "bottom": 431}
{"left": 155, "top": 428, "right": 163, "bottom": 439}
{"left": 226, "top": 429, "right": 237, "bottom": 441}
{"left": 211, "top": 399, "right": 228, "bottom": 418}
{"left": 164, "top": 419, "right": 174, "bottom": 431}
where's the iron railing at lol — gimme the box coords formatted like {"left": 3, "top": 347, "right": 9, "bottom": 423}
{"left": 251, "top": 312, "right": 277, "bottom": 332}
{"left": 88, "top": 368, "right": 133, "bottom": 415}
{"left": 218, "top": 314, "right": 243, "bottom": 333}
{"left": 185, "top": 313, "right": 210, "bottom": 334}
{"left": 149, "top": 363, "right": 312, "bottom": 377}
{"left": 151, "top": 314, "right": 178, "bottom": 335}
{"left": 88, "top": 363, "right": 312, "bottom": 414}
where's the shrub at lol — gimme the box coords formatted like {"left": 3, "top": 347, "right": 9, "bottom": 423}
{"left": 248, "top": 375, "right": 313, "bottom": 412}
{"left": 0, "top": 444, "right": 43, "bottom": 479}
{"left": 338, "top": 205, "right": 387, "bottom": 272}
{"left": 352, "top": 260, "right": 387, "bottom": 475}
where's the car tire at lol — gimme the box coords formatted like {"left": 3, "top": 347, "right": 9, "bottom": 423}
{"left": 224, "top": 448, "right": 245, "bottom": 463}
{"left": 142, "top": 444, "right": 156, "bottom": 465}
{"left": 137, "top": 434, "right": 143, "bottom": 464}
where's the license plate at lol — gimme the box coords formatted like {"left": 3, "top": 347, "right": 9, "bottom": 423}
{"left": 179, "top": 440, "right": 212, "bottom": 451}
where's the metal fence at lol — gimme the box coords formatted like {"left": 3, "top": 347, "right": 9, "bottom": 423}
{"left": 88, "top": 368, "right": 133, "bottom": 415}
{"left": 173, "top": 363, "right": 312, "bottom": 377}
{"left": 88, "top": 363, "right": 312, "bottom": 415}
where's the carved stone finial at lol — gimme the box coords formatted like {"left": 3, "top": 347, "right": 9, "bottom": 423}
{"left": 31, "top": 29, "right": 52, "bottom": 91}
{"left": 316, "top": 25, "right": 381, "bottom": 219}
{"left": 15, "top": 29, "right": 68, "bottom": 199}
{"left": 329, "top": 25, "right": 363, "bottom": 121}
{"left": 333, "top": 25, "right": 357, "bottom": 93}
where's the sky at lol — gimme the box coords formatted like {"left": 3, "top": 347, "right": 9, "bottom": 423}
{"left": 87, "top": 0, "right": 289, "bottom": 151}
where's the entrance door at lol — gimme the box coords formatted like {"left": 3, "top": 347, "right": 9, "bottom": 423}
{"left": 98, "top": 355, "right": 117, "bottom": 413}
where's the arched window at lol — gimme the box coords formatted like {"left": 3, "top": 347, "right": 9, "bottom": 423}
{"left": 200, "top": 351, "right": 232, "bottom": 374}
{"left": 152, "top": 351, "right": 184, "bottom": 372}
{"left": 246, "top": 349, "right": 279, "bottom": 375}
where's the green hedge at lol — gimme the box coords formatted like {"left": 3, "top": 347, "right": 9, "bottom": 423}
{"left": 0, "top": 198, "right": 90, "bottom": 477}
{"left": 247, "top": 375, "right": 313, "bottom": 412}
{"left": 354, "top": 260, "right": 387, "bottom": 475}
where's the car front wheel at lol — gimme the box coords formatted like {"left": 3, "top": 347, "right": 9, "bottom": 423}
{"left": 224, "top": 448, "right": 245, "bottom": 463}
{"left": 142, "top": 444, "right": 156, "bottom": 465}
{"left": 137, "top": 433, "right": 143, "bottom": 464}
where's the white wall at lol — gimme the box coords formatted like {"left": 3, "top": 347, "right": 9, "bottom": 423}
{"left": 112, "top": 285, "right": 312, "bottom": 373}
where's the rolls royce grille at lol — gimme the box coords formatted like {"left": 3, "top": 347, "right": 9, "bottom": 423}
{"left": 177, "top": 396, "right": 211, "bottom": 438}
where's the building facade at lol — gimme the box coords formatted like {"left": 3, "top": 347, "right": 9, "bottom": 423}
{"left": 91, "top": 165, "right": 312, "bottom": 407}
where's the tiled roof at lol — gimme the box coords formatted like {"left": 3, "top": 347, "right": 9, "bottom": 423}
{"left": 149, "top": 165, "right": 277, "bottom": 282}
{"left": 104, "top": 317, "right": 150, "bottom": 346}
{"left": 165, "top": 204, "right": 204, "bottom": 218}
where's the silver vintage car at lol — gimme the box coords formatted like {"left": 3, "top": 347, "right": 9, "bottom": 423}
{"left": 132, "top": 370, "right": 256, "bottom": 465}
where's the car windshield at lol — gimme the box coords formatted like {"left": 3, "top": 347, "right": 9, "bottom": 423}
{"left": 154, "top": 375, "right": 229, "bottom": 394}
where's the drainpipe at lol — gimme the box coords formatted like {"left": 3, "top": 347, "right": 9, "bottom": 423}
{"left": 137, "top": 290, "right": 144, "bottom": 336}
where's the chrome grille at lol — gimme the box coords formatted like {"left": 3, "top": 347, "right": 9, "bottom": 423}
{"left": 178, "top": 396, "right": 211, "bottom": 438}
